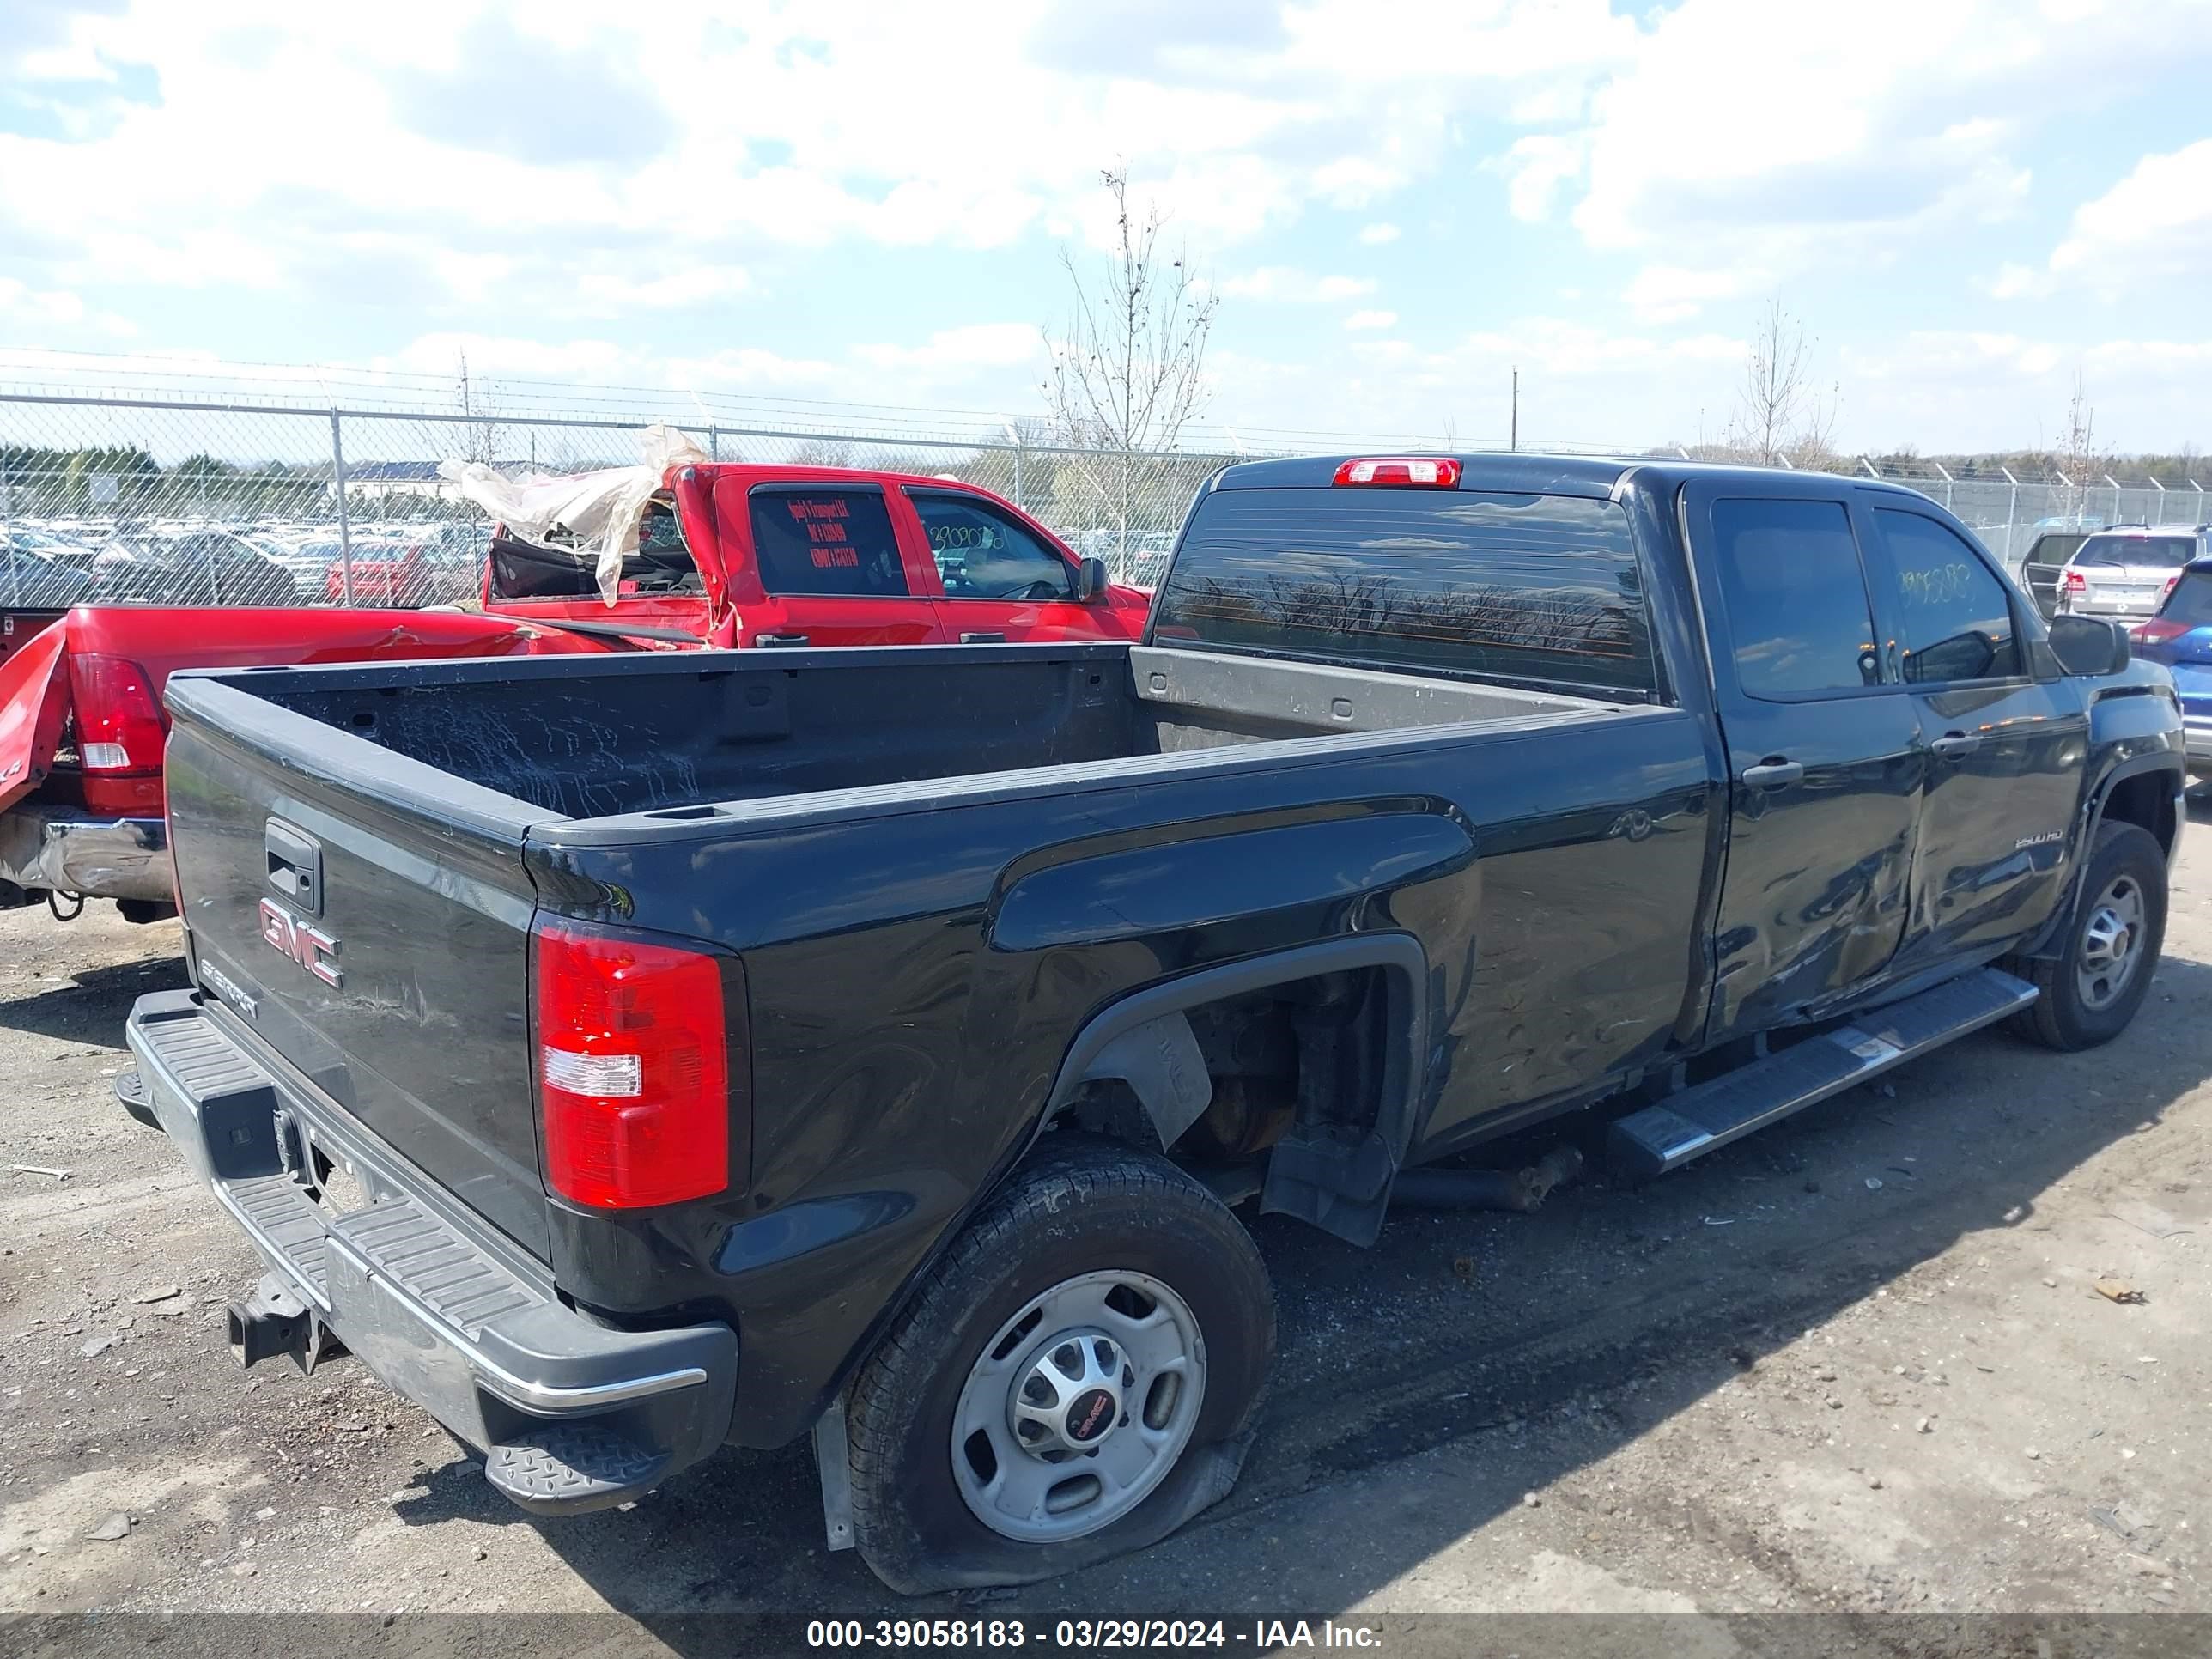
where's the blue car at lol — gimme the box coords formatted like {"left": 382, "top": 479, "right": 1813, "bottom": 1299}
{"left": 2131, "top": 555, "right": 2212, "bottom": 778}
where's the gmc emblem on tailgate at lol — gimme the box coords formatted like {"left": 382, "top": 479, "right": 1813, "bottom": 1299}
{"left": 258, "top": 898, "right": 343, "bottom": 989}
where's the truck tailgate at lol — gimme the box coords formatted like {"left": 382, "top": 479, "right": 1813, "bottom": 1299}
{"left": 163, "top": 676, "right": 558, "bottom": 1259}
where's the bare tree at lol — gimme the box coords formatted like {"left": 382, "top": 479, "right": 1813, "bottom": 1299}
{"left": 1728, "top": 300, "right": 1838, "bottom": 466}
{"left": 2045, "top": 369, "right": 2100, "bottom": 522}
{"left": 456, "top": 349, "right": 505, "bottom": 467}
{"left": 1041, "top": 167, "right": 1218, "bottom": 568}
{"left": 2054, "top": 370, "right": 2097, "bottom": 478}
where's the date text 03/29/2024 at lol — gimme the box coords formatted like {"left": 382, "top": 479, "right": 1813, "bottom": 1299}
{"left": 805, "top": 1619, "right": 1385, "bottom": 1650}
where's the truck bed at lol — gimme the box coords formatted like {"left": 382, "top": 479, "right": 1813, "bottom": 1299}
{"left": 161, "top": 638, "right": 1707, "bottom": 1449}
{"left": 222, "top": 643, "right": 1622, "bottom": 822}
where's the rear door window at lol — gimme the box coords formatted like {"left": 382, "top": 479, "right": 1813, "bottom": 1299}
{"left": 748, "top": 488, "right": 909, "bottom": 597}
{"left": 1707, "top": 498, "right": 1881, "bottom": 699}
{"left": 1872, "top": 509, "right": 2022, "bottom": 684}
{"left": 2160, "top": 570, "right": 2212, "bottom": 626}
{"left": 908, "top": 491, "right": 1074, "bottom": 600}
{"left": 2027, "top": 533, "right": 2086, "bottom": 567}
{"left": 1152, "top": 488, "right": 1656, "bottom": 696}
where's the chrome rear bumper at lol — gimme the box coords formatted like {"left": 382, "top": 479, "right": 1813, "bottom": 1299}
{"left": 0, "top": 805, "right": 170, "bottom": 901}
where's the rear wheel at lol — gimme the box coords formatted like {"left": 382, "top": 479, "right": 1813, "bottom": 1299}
{"left": 2010, "top": 818, "right": 2167, "bottom": 1051}
{"left": 845, "top": 1134, "right": 1273, "bottom": 1594}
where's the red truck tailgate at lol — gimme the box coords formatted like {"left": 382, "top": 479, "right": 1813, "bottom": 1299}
{"left": 0, "top": 621, "right": 69, "bottom": 815}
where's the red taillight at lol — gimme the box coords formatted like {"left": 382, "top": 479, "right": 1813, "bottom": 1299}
{"left": 2135, "top": 618, "right": 2186, "bottom": 642}
{"left": 2063, "top": 568, "right": 2087, "bottom": 592}
{"left": 1332, "top": 457, "right": 1462, "bottom": 488}
{"left": 532, "top": 919, "right": 732, "bottom": 1209}
{"left": 67, "top": 653, "right": 165, "bottom": 773}
{"left": 2161, "top": 574, "right": 2181, "bottom": 603}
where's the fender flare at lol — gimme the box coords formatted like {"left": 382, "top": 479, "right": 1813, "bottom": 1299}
{"left": 2022, "top": 749, "right": 2185, "bottom": 958}
{"left": 1036, "top": 933, "right": 1431, "bottom": 1164}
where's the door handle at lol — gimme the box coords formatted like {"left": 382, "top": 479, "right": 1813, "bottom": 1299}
{"left": 960, "top": 631, "right": 1007, "bottom": 644}
{"left": 753, "top": 632, "right": 811, "bottom": 647}
{"left": 264, "top": 820, "right": 323, "bottom": 915}
{"left": 1740, "top": 759, "right": 1805, "bottom": 789}
{"left": 1930, "top": 732, "right": 1982, "bottom": 760}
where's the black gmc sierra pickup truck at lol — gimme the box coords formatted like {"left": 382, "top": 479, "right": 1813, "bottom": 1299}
{"left": 120, "top": 453, "right": 2184, "bottom": 1593}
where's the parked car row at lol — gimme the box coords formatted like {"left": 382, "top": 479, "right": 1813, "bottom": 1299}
{"left": 0, "top": 518, "right": 493, "bottom": 611}
{"left": 2023, "top": 523, "right": 2212, "bottom": 622}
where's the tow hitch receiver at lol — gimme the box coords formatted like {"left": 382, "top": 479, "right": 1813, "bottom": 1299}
{"left": 227, "top": 1271, "right": 347, "bottom": 1373}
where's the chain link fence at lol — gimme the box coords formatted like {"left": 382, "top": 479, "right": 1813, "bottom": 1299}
{"left": 1864, "top": 465, "right": 2212, "bottom": 577}
{"left": 0, "top": 392, "right": 1256, "bottom": 607}
{"left": 3, "top": 385, "right": 2205, "bottom": 611}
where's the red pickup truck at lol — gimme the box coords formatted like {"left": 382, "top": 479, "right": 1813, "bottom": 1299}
{"left": 0, "top": 465, "right": 1148, "bottom": 923}
{"left": 481, "top": 463, "right": 1151, "bottom": 649}
{"left": 0, "top": 607, "right": 611, "bottom": 922}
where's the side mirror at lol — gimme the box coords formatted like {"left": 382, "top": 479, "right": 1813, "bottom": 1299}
{"left": 2047, "top": 613, "right": 2131, "bottom": 678}
{"left": 1076, "top": 556, "right": 1109, "bottom": 602}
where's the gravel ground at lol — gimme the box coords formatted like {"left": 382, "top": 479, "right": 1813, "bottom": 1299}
{"left": 2, "top": 811, "right": 2208, "bottom": 1639}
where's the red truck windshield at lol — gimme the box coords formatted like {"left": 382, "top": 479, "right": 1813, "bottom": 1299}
{"left": 1152, "top": 487, "right": 1657, "bottom": 697}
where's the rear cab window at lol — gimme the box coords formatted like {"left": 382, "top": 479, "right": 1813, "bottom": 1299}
{"left": 747, "top": 488, "right": 910, "bottom": 597}
{"left": 1705, "top": 498, "right": 1881, "bottom": 699}
{"left": 1151, "top": 487, "right": 1658, "bottom": 698}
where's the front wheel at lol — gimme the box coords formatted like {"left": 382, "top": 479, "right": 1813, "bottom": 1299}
{"left": 845, "top": 1134, "right": 1274, "bottom": 1594}
{"left": 2010, "top": 818, "right": 2168, "bottom": 1051}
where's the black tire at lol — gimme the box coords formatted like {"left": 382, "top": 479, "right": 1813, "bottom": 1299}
{"left": 846, "top": 1133, "right": 1273, "bottom": 1595}
{"left": 2008, "top": 818, "right": 2166, "bottom": 1051}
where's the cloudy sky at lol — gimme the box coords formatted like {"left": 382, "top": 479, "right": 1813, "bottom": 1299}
{"left": 3, "top": 0, "right": 2209, "bottom": 454}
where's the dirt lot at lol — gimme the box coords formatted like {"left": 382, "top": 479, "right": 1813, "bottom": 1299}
{"left": 2, "top": 811, "right": 2209, "bottom": 1643}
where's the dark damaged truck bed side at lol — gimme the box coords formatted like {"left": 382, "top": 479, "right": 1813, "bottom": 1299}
{"left": 124, "top": 454, "right": 2183, "bottom": 1591}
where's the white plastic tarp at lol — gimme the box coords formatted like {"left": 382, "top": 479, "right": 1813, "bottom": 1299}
{"left": 437, "top": 423, "right": 708, "bottom": 605}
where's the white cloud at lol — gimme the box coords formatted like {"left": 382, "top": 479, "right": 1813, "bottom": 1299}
{"left": 850, "top": 324, "right": 1042, "bottom": 378}
{"left": 1310, "top": 156, "right": 1404, "bottom": 210}
{"left": 0, "top": 276, "right": 137, "bottom": 337}
{"left": 1498, "top": 134, "right": 1584, "bottom": 222}
{"left": 0, "top": 277, "right": 86, "bottom": 325}
{"left": 2002, "top": 139, "right": 2212, "bottom": 299}
{"left": 1506, "top": 0, "right": 2210, "bottom": 288}
{"left": 1985, "top": 263, "right": 2048, "bottom": 301}
{"left": 1356, "top": 222, "right": 1401, "bottom": 246}
{"left": 574, "top": 266, "right": 754, "bottom": 312}
{"left": 0, "top": 0, "right": 1647, "bottom": 319}
{"left": 1837, "top": 329, "right": 2212, "bottom": 451}
{"left": 1221, "top": 268, "right": 1378, "bottom": 302}
{"left": 380, "top": 332, "right": 640, "bottom": 381}
{"left": 1344, "top": 310, "right": 1398, "bottom": 331}
{"left": 1623, "top": 264, "right": 1766, "bottom": 324}
{"left": 1314, "top": 314, "right": 1750, "bottom": 447}
{"left": 667, "top": 347, "right": 841, "bottom": 392}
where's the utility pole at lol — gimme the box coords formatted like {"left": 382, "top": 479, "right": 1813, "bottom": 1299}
{"left": 1510, "top": 367, "right": 1518, "bottom": 453}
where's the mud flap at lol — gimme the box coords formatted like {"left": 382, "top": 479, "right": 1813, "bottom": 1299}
{"left": 1259, "top": 1125, "right": 1399, "bottom": 1247}
{"left": 1081, "top": 1013, "right": 1212, "bottom": 1151}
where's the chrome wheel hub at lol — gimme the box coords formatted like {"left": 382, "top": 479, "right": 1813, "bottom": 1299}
{"left": 1012, "top": 1331, "right": 1127, "bottom": 1457}
{"left": 951, "top": 1270, "right": 1206, "bottom": 1544}
{"left": 2077, "top": 873, "right": 2146, "bottom": 1012}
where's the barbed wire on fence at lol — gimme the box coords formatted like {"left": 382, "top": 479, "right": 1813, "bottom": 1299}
{"left": 2, "top": 376, "right": 2208, "bottom": 612}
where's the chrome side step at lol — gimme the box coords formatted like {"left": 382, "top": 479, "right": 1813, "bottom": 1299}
{"left": 1608, "top": 968, "right": 2038, "bottom": 1181}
